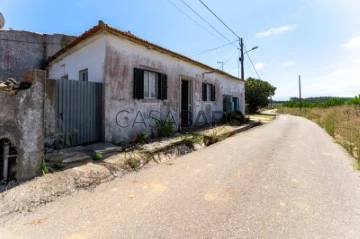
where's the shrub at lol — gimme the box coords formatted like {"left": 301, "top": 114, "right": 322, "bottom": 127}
{"left": 222, "top": 111, "right": 246, "bottom": 125}
{"left": 158, "top": 119, "right": 176, "bottom": 137}
{"left": 134, "top": 132, "right": 148, "bottom": 145}
{"left": 346, "top": 95, "right": 360, "bottom": 105}
{"left": 93, "top": 152, "right": 104, "bottom": 161}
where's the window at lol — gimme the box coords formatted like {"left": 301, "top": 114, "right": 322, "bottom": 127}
{"left": 144, "top": 71, "right": 158, "bottom": 99}
{"left": 133, "top": 68, "right": 167, "bottom": 100}
{"left": 202, "top": 83, "right": 215, "bottom": 101}
{"left": 232, "top": 97, "right": 240, "bottom": 111}
{"left": 79, "top": 69, "right": 88, "bottom": 82}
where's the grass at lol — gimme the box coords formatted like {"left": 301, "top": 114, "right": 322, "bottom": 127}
{"left": 278, "top": 105, "right": 360, "bottom": 166}
{"left": 41, "top": 159, "right": 49, "bottom": 176}
{"left": 93, "top": 152, "right": 104, "bottom": 161}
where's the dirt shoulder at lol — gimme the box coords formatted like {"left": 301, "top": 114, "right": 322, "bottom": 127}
{"left": 0, "top": 120, "right": 266, "bottom": 217}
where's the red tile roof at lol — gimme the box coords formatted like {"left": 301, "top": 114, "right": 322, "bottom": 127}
{"left": 48, "top": 21, "right": 243, "bottom": 82}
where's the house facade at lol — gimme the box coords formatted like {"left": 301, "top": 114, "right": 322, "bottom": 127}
{"left": 48, "top": 22, "right": 245, "bottom": 144}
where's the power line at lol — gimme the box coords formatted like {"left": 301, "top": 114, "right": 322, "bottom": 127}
{"left": 199, "top": 0, "right": 240, "bottom": 39}
{"left": 244, "top": 44, "right": 261, "bottom": 80}
{"left": 223, "top": 52, "right": 237, "bottom": 66}
{"left": 180, "top": 0, "right": 237, "bottom": 47}
{"left": 184, "top": 40, "right": 238, "bottom": 56}
{"left": 167, "top": 0, "right": 227, "bottom": 44}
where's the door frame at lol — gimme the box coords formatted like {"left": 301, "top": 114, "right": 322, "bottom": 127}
{"left": 179, "top": 76, "right": 194, "bottom": 128}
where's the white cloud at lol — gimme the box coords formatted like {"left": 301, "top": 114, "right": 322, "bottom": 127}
{"left": 283, "top": 61, "right": 295, "bottom": 67}
{"left": 256, "top": 25, "right": 296, "bottom": 38}
{"left": 342, "top": 35, "right": 360, "bottom": 49}
{"left": 255, "top": 63, "right": 266, "bottom": 70}
{"left": 304, "top": 66, "right": 360, "bottom": 97}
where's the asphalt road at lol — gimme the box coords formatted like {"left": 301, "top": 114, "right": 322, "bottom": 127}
{"left": 1, "top": 115, "right": 360, "bottom": 239}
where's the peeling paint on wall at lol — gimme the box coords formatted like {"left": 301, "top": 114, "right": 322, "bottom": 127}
{"left": 48, "top": 33, "right": 245, "bottom": 145}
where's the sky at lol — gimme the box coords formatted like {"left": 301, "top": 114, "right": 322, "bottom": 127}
{"left": 1, "top": 0, "right": 360, "bottom": 100}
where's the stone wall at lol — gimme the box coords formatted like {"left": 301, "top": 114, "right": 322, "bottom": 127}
{"left": 0, "top": 30, "right": 76, "bottom": 80}
{"left": 0, "top": 70, "right": 46, "bottom": 181}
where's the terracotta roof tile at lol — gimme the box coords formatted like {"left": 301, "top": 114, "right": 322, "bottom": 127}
{"left": 48, "top": 21, "right": 243, "bottom": 82}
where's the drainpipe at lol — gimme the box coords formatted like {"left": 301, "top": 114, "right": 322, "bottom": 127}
{"left": 3, "top": 140, "right": 10, "bottom": 181}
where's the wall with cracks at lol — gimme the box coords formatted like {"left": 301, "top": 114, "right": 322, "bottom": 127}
{"left": 0, "top": 30, "right": 76, "bottom": 81}
{"left": 0, "top": 70, "right": 46, "bottom": 181}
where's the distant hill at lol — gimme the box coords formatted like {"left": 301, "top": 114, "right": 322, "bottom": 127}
{"left": 289, "top": 97, "right": 352, "bottom": 103}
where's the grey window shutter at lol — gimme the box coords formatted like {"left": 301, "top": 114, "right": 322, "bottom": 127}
{"left": 134, "top": 68, "right": 144, "bottom": 99}
{"left": 202, "top": 83, "right": 207, "bottom": 101}
{"left": 211, "top": 85, "right": 216, "bottom": 101}
{"left": 158, "top": 74, "right": 168, "bottom": 100}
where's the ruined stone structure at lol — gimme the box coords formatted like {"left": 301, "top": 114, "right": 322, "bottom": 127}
{"left": 0, "top": 70, "right": 46, "bottom": 181}
{"left": 0, "top": 30, "right": 75, "bottom": 80}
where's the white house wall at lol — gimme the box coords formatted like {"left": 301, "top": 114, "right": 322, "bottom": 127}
{"left": 103, "top": 34, "right": 245, "bottom": 144}
{"left": 48, "top": 35, "right": 106, "bottom": 82}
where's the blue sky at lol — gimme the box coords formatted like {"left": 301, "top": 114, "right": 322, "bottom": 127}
{"left": 2, "top": 0, "right": 360, "bottom": 100}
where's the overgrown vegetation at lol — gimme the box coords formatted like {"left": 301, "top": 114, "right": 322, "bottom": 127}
{"left": 134, "top": 132, "right": 148, "bottom": 145}
{"left": 278, "top": 101, "right": 360, "bottom": 168}
{"left": 283, "top": 95, "right": 360, "bottom": 108}
{"left": 158, "top": 119, "right": 176, "bottom": 137}
{"left": 245, "top": 77, "right": 276, "bottom": 113}
{"left": 93, "top": 152, "right": 104, "bottom": 161}
{"left": 56, "top": 124, "right": 78, "bottom": 149}
{"left": 222, "top": 111, "right": 249, "bottom": 125}
{"left": 203, "top": 126, "right": 230, "bottom": 146}
{"left": 41, "top": 159, "right": 49, "bottom": 176}
{"left": 125, "top": 158, "right": 141, "bottom": 170}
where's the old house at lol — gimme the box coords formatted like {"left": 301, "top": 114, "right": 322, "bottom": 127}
{"left": 47, "top": 21, "right": 245, "bottom": 144}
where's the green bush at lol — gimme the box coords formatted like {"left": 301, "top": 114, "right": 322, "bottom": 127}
{"left": 222, "top": 111, "right": 246, "bottom": 125}
{"left": 283, "top": 97, "right": 348, "bottom": 109}
{"left": 346, "top": 95, "right": 360, "bottom": 105}
{"left": 158, "top": 120, "right": 176, "bottom": 137}
{"left": 134, "top": 132, "right": 148, "bottom": 144}
{"left": 93, "top": 152, "right": 104, "bottom": 161}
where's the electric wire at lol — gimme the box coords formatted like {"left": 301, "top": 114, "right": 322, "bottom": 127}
{"left": 184, "top": 40, "right": 238, "bottom": 56}
{"left": 167, "top": 0, "right": 227, "bottom": 44}
{"left": 180, "top": 0, "right": 237, "bottom": 47}
{"left": 199, "top": 0, "right": 240, "bottom": 39}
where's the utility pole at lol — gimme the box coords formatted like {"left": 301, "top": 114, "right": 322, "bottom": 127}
{"left": 217, "top": 61, "right": 224, "bottom": 71}
{"left": 298, "top": 75, "right": 302, "bottom": 102}
{"left": 240, "top": 38, "right": 244, "bottom": 81}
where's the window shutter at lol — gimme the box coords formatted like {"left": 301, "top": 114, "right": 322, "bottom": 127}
{"left": 202, "top": 83, "right": 207, "bottom": 101}
{"left": 211, "top": 85, "right": 216, "bottom": 101}
{"left": 158, "top": 74, "right": 168, "bottom": 100}
{"left": 134, "top": 68, "right": 144, "bottom": 99}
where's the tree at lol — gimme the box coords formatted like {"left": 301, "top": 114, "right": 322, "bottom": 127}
{"left": 245, "top": 78, "right": 276, "bottom": 113}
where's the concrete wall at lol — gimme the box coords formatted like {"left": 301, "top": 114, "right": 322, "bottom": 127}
{"left": 0, "top": 30, "right": 75, "bottom": 81}
{"left": 43, "top": 79, "right": 57, "bottom": 140}
{"left": 0, "top": 70, "right": 45, "bottom": 181}
{"left": 48, "top": 32, "right": 245, "bottom": 144}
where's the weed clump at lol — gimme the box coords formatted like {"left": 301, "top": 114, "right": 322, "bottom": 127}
{"left": 93, "top": 152, "right": 104, "bottom": 161}
{"left": 134, "top": 132, "right": 148, "bottom": 145}
{"left": 158, "top": 119, "right": 176, "bottom": 137}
